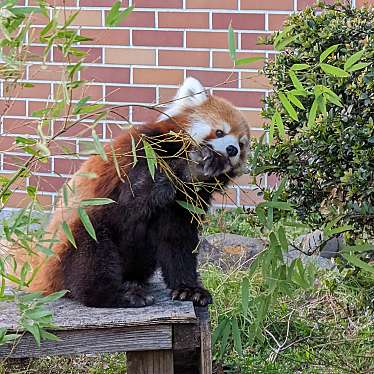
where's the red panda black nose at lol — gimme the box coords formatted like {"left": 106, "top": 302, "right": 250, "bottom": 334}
{"left": 226, "top": 145, "right": 238, "bottom": 157}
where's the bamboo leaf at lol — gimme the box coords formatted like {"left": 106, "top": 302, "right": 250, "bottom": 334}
{"left": 105, "top": 2, "right": 134, "bottom": 27}
{"left": 278, "top": 92, "right": 298, "bottom": 121}
{"left": 308, "top": 97, "right": 319, "bottom": 127}
{"left": 92, "top": 129, "right": 108, "bottom": 161}
{"left": 290, "top": 63, "right": 310, "bottom": 71}
{"left": 272, "top": 111, "right": 285, "bottom": 139}
{"left": 231, "top": 317, "right": 243, "bottom": 356}
{"left": 62, "top": 221, "right": 77, "bottom": 249}
{"left": 344, "top": 50, "right": 365, "bottom": 71}
{"left": 80, "top": 198, "right": 115, "bottom": 207}
{"left": 234, "top": 56, "right": 263, "bottom": 66}
{"left": 228, "top": 23, "right": 236, "bottom": 61}
{"left": 320, "top": 63, "right": 349, "bottom": 78}
{"left": 319, "top": 44, "right": 339, "bottom": 63}
{"left": 289, "top": 70, "right": 305, "bottom": 91}
{"left": 342, "top": 253, "right": 374, "bottom": 275}
{"left": 287, "top": 91, "right": 305, "bottom": 110}
{"left": 78, "top": 208, "right": 97, "bottom": 242}
{"left": 347, "top": 62, "right": 370, "bottom": 72}
{"left": 241, "top": 278, "right": 249, "bottom": 316}
{"left": 176, "top": 200, "right": 205, "bottom": 215}
{"left": 143, "top": 140, "right": 157, "bottom": 180}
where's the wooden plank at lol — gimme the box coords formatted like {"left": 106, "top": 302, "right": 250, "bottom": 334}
{"left": 195, "top": 307, "right": 212, "bottom": 374}
{"left": 127, "top": 350, "right": 174, "bottom": 374}
{"left": 1, "top": 276, "right": 197, "bottom": 331}
{"left": 0, "top": 325, "right": 172, "bottom": 358}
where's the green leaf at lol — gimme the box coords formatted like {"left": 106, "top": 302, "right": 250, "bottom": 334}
{"left": 321, "top": 86, "right": 343, "bottom": 107}
{"left": 24, "top": 324, "right": 41, "bottom": 347}
{"left": 231, "top": 318, "right": 243, "bottom": 356}
{"left": 241, "top": 278, "right": 249, "bottom": 316}
{"left": 220, "top": 320, "right": 231, "bottom": 358}
{"left": 143, "top": 140, "right": 157, "bottom": 180}
{"left": 62, "top": 221, "right": 77, "bottom": 249}
{"left": 341, "top": 244, "right": 373, "bottom": 254}
{"left": 78, "top": 208, "right": 97, "bottom": 242}
{"left": 289, "top": 70, "right": 305, "bottom": 91}
{"left": 228, "top": 23, "right": 236, "bottom": 61}
{"left": 212, "top": 318, "right": 227, "bottom": 347}
{"left": 287, "top": 91, "right": 305, "bottom": 110}
{"left": 272, "top": 111, "right": 285, "bottom": 139}
{"left": 268, "top": 120, "right": 275, "bottom": 143}
{"left": 308, "top": 97, "right": 319, "bottom": 127}
{"left": 80, "top": 198, "right": 115, "bottom": 207}
{"left": 40, "top": 290, "right": 68, "bottom": 303}
{"left": 342, "top": 253, "right": 374, "bottom": 275}
{"left": 278, "top": 92, "right": 298, "bottom": 121}
{"left": 320, "top": 63, "right": 349, "bottom": 78}
{"left": 234, "top": 56, "right": 263, "bottom": 66}
{"left": 258, "top": 201, "right": 293, "bottom": 211}
{"left": 176, "top": 200, "right": 205, "bottom": 215}
{"left": 105, "top": 2, "right": 134, "bottom": 27}
{"left": 92, "top": 129, "right": 108, "bottom": 162}
{"left": 319, "top": 44, "right": 339, "bottom": 63}
{"left": 77, "top": 103, "right": 104, "bottom": 115}
{"left": 290, "top": 63, "right": 310, "bottom": 71}
{"left": 278, "top": 226, "right": 288, "bottom": 252}
{"left": 347, "top": 62, "right": 370, "bottom": 72}
{"left": 344, "top": 50, "right": 365, "bottom": 71}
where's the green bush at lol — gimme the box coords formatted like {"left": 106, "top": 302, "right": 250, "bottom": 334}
{"left": 256, "top": 1, "right": 374, "bottom": 239}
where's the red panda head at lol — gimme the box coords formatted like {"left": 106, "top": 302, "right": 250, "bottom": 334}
{"left": 159, "top": 77, "right": 250, "bottom": 176}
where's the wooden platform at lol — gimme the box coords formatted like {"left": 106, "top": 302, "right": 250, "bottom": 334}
{"left": 0, "top": 275, "right": 212, "bottom": 374}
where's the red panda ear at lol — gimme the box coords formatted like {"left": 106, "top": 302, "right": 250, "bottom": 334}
{"left": 159, "top": 77, "right": 208, "bottom": 120}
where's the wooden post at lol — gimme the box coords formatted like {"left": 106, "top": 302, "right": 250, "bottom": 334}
{"left": 195, "top": 307, "right": 212, "bottom": 374}
{"left": 127, "top": 350, "right": 174, "bottom": 374}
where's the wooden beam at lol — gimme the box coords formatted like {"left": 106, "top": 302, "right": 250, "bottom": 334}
{"left": 127, "top": 350, "right": 174, "bottom": 374}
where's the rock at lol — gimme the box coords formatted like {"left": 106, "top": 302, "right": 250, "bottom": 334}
{"left": 198, "top": 233, "right": 266, "bottom": 271}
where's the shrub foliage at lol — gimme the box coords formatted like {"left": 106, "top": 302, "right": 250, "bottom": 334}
{"left": 256, "top": 1, "right": 374, "bottom": 239}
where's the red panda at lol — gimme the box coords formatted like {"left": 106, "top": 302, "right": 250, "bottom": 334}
{"left": 9, "top": 77, "right": 250, "bottom": 307}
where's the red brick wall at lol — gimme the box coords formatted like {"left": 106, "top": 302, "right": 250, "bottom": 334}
{"left": 0, "top": 0, "right": 371, "bottom": 211}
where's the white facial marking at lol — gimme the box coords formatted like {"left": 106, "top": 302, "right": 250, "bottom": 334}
{"left": 223, "top": 123, "right": 231, "bottom": 134}
{"left": 158, "top": 77, "right": 208, "bottom": 120}
{"left": 187, "top": 119, "right": 212, "bottom": 144}
{"left": 208, "top": 134, "right": 241, "bottom": 165}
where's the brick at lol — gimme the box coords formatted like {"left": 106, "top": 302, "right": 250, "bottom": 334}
{"left": 27, "top": 46, "right": 49, "bottom": 62}
{"left": 106, "top": 48, "right": 156, "bottom": 65}
{"left": 159, "top": 88, "right": 178, "bottom": 103}
{"left": 53, "top": 121, "right": 104, "bottom": 138}
{"left": 187, "top": 31, "right": 234, "bottom": 49}
{"left": 241, "top": 110, "right": 265, "bottom": 127}
{"left": 29, "top": 0, "right": 77, "bottom": 5}
{"left": 232, "top": 174, "right": 257, "bottom": 187}
{"left": 133, "top": 30, "right": 183, "bottom": 47}
{"left": 133, "top": 68, "right": 184, "bottom": 85}
{"left": 297, "top": 0, "right": 336, "bottom": 9}
{"left": 54, "top": 83, "right": 103, "bottom": 101}
{"left": 105, "top": 86, "right": 156, "bottom": 103}
{"left": 29, "top": 11, "right": 49, "bottom": 26}
{"left": 213, "top": 188, "right": 237, "bottom": 206}
{"left": 241, "top": 0, "right": 293, "bottom": 10}
{"left": 268, "top": 14, "right": 289, "bottom": 30}
{"left": 213, "top": 51, "right": 265, "bottom": 69}
{"left": 81, "top": 29, "right": 130, "bottom": 46}
{"left": 212, "top": 13, "right": 265, "bottom": 30}
{"left": 5, "top": 192, "right": 52, "bottom": 209}
{"left": 3, "top": 154, "right": 51, "bottom": 174}
{"left": 3, "top": 82, "right": 51, "bottom": 99}
{"left": 212, "top": 90, "right": 264, "bottom": 108}
{"left": 81, "top": 67, "right": 130, "bottom": 84}
{"left": 356, "top": 0, "right": 374, "bottom": 6}
{"left": 158, "top": 12, "right": 209, "bottom": 28}
{"left": 186, "top": 70, "right": 239, "bottom": 88}
{"left": 0, "top": 136, "right": 16, "bottom": 152}
{"left": 132, "top": 107, "right": 160, "bottom": 123}
{"left": 55, "top": 9, "right": 102, "bottom": 27}
{"left": 135, "top": 0, "right": 182, "bottom": 7}
{"left": 29, "top": 175, "right": 65, "bottom": 193}
{"left": 105, "top": 123, "right": 129, "bottom": 139}
{"left": 239, "top": 189, "right": 263, "bottom": 206}
{"left": 49, "top": 139, "right": 77, "bottom": 156}
{"left": 241, "top": 33, "right": 273, "bottom": 50}
{"left": 3, "top": 118, "right": 39, "bottom": 135}
{"left": 79, "top": 0, "right": 128, "bottom": 6}
{"left": 105, "top": 105, "right": 130, "bottom": 121}
{"left": 113, "top": 11, "right": 155, "bottom": 27}
{"left": 240, "top": 72, "right": 270, "bottom": 89}
{"left": 54, "top": 158, "right": 84, "bottom": 175}
{"left": 0, "top": 172, "right": 27, "bottom": 190}
{"left": 159, "top": 50, "right": 210, "bottom": 67}
{"left": 186, "top": 0, "right": 238, "bottom": 9}
{"left": 53, "top": 47, "right": 102, "bottom": 63}
{"left": 0, "top": 100, "right": 26, "bottom": 116}
{"left": 28, "top": 65, "right": 67, "bottom": 81}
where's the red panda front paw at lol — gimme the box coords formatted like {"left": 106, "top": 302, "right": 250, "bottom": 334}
{"left": 190, "top": 146, "right": 230, "bottom": 178}
{"left": 120, "top": 281, "right": 155, "bottom": 307}
{"left": 171, "top": 286, "right": 213, "bottom": 306}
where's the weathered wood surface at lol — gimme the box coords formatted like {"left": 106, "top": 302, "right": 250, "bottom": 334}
{"left": 0, "top": 275, "right": 197, "bottom": 331}
{"left": 0, "top": 325, "right": 172, "bottom": 358}
{"left": 196, "top": 307, "right": 213, "bottom": 374}
{"left": 127, "top": 350, "right": 174, "bottom": 374}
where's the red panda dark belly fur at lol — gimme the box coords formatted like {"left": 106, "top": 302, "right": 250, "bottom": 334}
{"left": 30, "top": 116, "right": 224, "bottom": 307}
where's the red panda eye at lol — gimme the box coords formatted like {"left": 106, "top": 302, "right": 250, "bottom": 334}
{"left": 216, "top": 130, "right": 224, "bottom": 138}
